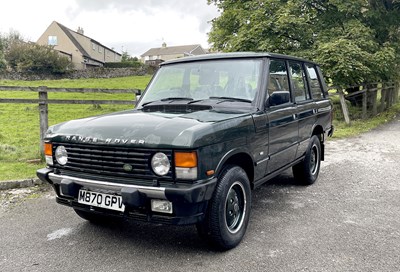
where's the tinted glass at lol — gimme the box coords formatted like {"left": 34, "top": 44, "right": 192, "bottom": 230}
{"left": 267, "top": 59, "right": 291, "bottom": 106}
{"left": 305, "top": 64, "right": 324, "bottom": 100}
{"left": 289, "top": 62, "right": 310, "bottom": 102}
{"left": 139, "top": 59, "right": 262, "bottom": 105}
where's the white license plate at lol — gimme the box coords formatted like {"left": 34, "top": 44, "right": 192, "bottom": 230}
{"left": 78, "top": 190, "right": 125, "bottom": 212}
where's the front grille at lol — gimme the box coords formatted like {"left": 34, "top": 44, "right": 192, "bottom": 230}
{"left": 53, "top": 143, "right": 173, "bottom": 181}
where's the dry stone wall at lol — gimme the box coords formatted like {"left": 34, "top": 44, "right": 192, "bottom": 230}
{"left": 0, "top": 67, "right": 152, "bottom": 81}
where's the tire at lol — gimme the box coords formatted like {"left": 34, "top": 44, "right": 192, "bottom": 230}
{"left": 74, "top": 209, "right": 109, "bottom": 223}
{"left": 197, "top": 165, "right": 251, "bottom": 250}
{"left": 292, "top": 135, "right": 321, "bottom": 185}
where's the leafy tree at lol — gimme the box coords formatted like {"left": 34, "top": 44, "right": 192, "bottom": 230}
{"left": 121, "top": 50, "right": 139, "bottom": 63}
{"left": 208, "top": 0, "right": 400, "bottom": 88}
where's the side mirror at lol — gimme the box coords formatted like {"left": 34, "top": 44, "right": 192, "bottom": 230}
{"left": 267, "top": 91, "right": 290, "bottom": 107}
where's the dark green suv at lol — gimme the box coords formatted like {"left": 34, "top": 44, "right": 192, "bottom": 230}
{"left": 37, "top": 52, "right": 333, "bottom": 250}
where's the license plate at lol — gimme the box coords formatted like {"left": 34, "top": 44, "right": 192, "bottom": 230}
{"left": 78, "top": 190, "right": 125, "bottom": 212}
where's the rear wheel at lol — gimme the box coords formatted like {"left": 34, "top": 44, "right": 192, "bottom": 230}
{"left": 293, "top": 135, "right": 321, "bottom": 185}
{"left": 197, "top": 165, "right": 251, "bottom": 250}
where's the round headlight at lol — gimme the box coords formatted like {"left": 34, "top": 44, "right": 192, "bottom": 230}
{"left": 55, "top": 146, "right": 68, "bottom": 165}
{"left": 151, "top": 152, "right": 170, "bottom": 176}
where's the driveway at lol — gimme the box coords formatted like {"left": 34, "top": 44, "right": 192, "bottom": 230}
{"left": 1, "top": 116, "right": 399, "bottom": 272}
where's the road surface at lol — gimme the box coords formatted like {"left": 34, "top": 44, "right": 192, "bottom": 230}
{"left": 1, "top": 116, "right": 399, "bottom": 271}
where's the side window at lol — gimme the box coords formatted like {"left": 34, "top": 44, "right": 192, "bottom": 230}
{"left": 289, "top": 62, "right": 310, "bottom": 103}
{"left": 305, "top": 64, "right": 324, "bottom": 100}
{"left": 267, "top": 59, "right": 291, "bottom": 106}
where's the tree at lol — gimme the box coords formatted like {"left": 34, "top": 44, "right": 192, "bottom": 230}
{"left": 121, "top": 50, "right": 138, "bottom": 62}
{"left": 208, "top": 0, "right": 400, "bottom": 88}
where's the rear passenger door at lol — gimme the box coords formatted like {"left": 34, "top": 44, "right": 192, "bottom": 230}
{"left": 265, "top": 59, "right": 298, "bottom": 174}
{"left": 305, "top": 63, "right": 332, "bottom": 137}
{"left": 288, "top": 61, "right": 316, "bottom": 159}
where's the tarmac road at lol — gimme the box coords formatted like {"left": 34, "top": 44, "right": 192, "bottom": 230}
{"left": 1, "top": 116, "right": 399, "bottom": 272}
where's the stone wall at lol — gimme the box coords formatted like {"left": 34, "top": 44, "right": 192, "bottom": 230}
{"left": 0, "top": 67, "right": 154, "bottom": 81}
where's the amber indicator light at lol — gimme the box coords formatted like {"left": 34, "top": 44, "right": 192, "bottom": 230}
{"left": 175, "top": 152, "right": 197, "bottom": 168}
{"left": 44, "top": 143, "right": 53, "bottom": 156}
{"left": 206, "top": 170, "right": 215, "bottom": 176}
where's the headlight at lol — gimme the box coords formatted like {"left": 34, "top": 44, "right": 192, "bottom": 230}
{"left": 55, "top": 146, "right": 68, "bottom": 165}
{"left": 151, "top": 152, "right": 170, "bottom": 176}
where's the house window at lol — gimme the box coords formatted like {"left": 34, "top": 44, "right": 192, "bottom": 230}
{"left": 48, "top": 36, "right": 57, "bottom": 46}
{"left": 92, "top": 42, "right": 96, "bottom": 50}
{"left": 99, "top": 46, "right": 102, "bottom": 53}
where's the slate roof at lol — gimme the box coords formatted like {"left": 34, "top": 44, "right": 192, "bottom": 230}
{"left": 55, "top": 21, "right": 121, "bottom": 59}
{"left": 141, "top": 44, "right": 205, "bottom": 57}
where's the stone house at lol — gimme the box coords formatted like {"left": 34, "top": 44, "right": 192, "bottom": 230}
{"left": 37, "top": 21, "right": 122, "bottom": 69}
{"left": 140, "top": 43, "right": 207, "bottom": 65}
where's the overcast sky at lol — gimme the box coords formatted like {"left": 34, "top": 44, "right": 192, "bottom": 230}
{"left": 0, "top": 0, "right": 220, "bottom": 57}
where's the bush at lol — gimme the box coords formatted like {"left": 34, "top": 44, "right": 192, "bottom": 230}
{"left": 5, "top": 40, "right": 72, "bottom": 74}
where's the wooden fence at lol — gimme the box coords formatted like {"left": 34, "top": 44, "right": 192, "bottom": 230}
{"left": 0, "top": 86, "right": 139, "bottom": 155}
{"left": 329, "top": 82, "right": 399, "bottom": 124}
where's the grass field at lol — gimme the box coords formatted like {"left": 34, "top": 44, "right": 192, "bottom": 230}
{"left": 0, "top": 76, "right": 399, "bottom": 181}
{"left": 0, "top": 75, "right": 151, "bottom": 181}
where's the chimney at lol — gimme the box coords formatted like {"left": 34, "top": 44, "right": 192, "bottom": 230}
{"left": 77, "top": 27, "right": 84, "bottom": 35}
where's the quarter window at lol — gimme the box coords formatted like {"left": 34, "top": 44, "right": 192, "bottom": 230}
{"left": 305, "top": 64, "right": 324, "bottom": 100}
{"left": 289, "top": 62, "right": 310, "bottom": 102}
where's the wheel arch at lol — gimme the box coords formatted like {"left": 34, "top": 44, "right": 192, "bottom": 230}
{"left": 312, "top": 124, "right": 324, "bottom": 141}
{"left": 215, "top": 150, "right": 255, "bottom": 184}
{"left": 311, "top": 124, "right": 325, "bottom": 160}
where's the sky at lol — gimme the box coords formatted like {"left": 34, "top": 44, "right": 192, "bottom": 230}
{"left": 0, "top": 0, "right": 220, "bottom": 57}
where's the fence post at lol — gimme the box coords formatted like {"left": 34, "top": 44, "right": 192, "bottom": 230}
{"left": 338, "top": 90, "right": 351, "bottom": 124}
{"left": 38, "top": 86, "right": 48, "bottom": 157}
{"left": 380, "top": 85, "right": 387, "bottom": 112}
{"left": 395, "top": 82, "right": 400, "bottom": 103}
{"left": 390, "top": 82, "right": 396, "bottom": 106}
{"left": 371, "top": 89, "right": 378, "bottom": 116}
{"left": 362, "top": 90, "right": 367, "bottom": 119}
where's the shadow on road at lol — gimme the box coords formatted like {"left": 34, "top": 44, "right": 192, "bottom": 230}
{"left": 73, "top": 170, "right": 304, "bottom": 252}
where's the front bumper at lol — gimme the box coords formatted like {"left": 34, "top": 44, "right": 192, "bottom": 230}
{"left": 37, "top": 168, "right": 217, "bottom": 225}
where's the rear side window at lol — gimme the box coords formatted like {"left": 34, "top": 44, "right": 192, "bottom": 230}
{"left": 289, "top": 62, "right": 310, "bottom": 103}
{"left": 305, "top": 64, "right": 324, "bottom": 100}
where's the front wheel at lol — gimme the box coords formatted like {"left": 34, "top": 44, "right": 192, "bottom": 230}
{"left": 293, "top": 135, "right": 322, "bottom": 185}
{"left": 197, "top": 165, "right": 251, "bottom": 250}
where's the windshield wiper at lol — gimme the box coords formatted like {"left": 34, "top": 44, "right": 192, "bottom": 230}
{"left": 209, "top": 96, "right": 252, "bottom": 103}
{"left": 141, "top": 97, "right": 193, "bottom": 106}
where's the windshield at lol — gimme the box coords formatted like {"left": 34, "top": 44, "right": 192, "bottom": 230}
{"left": 137, "top": 59, "right": 262, "bottom": 107}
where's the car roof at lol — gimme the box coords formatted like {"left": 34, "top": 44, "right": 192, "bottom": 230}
{"left": 161, "top": 52, "right": 318, "bottom": 66}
